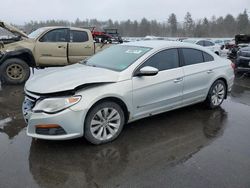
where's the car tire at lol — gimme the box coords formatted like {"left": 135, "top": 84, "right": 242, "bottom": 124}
{"left": 0, "top": 58, "right": 30, "bottom": 85}
{"left": 205, "top": 80, "right": 226, "bottom": 109}
{"left": 84, "top": 101, "right": 125, "bottom": 145}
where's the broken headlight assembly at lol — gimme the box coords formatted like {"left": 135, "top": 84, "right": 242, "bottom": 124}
{"left": 0, "top": 50, "right": 4, "bottom": 58}
{"left": 33, "top": 96, "right": 81, "bottom": 114}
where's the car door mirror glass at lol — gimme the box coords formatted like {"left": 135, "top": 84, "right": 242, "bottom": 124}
{"left": 137, "top": 66, "right": 159, "bottom": 76}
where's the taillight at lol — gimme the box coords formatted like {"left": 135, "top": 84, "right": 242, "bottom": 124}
{"left": 231, "top": 62, "right": 236, "bottom": 69}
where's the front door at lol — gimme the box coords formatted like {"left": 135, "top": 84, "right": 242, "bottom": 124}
{"left": 34, "top": 28, "right": 68, "bottom": 66}
{"left": 132, "top": 48, "right": 184, "bottom": 119}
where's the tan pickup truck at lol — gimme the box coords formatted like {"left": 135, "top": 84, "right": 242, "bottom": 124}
{"left": 0, "top": 22, "right": 111, "bottom": 84}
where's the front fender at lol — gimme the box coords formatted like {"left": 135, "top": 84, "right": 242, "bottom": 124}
{"left": 0, "top": 48, "right": 36, "bottom": 67}
{"left": 72, "top": 81, "right": 133, "bottom": 119}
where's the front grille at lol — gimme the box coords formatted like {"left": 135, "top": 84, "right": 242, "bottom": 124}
{"left": 23, "top": 89, "right": 41, "bottom": 123}
{"left": 36, "top": 127, "right": 66, "bottom": 135}
{"left": 22, "top": 97, "right": 36, "bottom": 123}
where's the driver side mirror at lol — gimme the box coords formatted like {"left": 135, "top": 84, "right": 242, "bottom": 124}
{"left": 136, "top": 66, "right": 159, "bottom": 76}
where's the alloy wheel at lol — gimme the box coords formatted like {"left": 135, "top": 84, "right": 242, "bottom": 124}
{"left": 90, "top": 107, "right": 121, "bottom": 141}
{"left": 211, "top": 83, "right": 225, "bottom": 106}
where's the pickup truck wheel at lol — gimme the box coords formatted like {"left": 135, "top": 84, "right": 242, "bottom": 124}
{"left": 0, "top": 58, "right": 30, "bottom": 85}
{"left": 84, "top": 101, "right": 125, "bottom": 145}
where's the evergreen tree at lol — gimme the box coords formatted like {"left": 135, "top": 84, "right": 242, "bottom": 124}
{"left": 167, "top": 13, "right": 177, "bottom": 36}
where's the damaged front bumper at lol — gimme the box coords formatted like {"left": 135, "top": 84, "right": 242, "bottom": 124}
{"left": 22, "top": 90, "right": 87, "bottom": 140}
{"left": 26, "top": 105, "right": 85, "bottom": 140}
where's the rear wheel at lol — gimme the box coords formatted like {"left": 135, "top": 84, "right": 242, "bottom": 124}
{"left": 205, "top": 80, "right": 226, "bottom": 109}
{"left": 0, "top": 58, "right": 30, "bottom": 85}
{"left": 84, "top": 101, "right": 125, "bottom": 145}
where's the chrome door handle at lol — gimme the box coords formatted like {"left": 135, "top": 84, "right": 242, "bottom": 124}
{"left": 174, "top": 78, "right": 183, "bottom": 83}
{"left": 207, "top": 70, "right": 214, "bottom": 74}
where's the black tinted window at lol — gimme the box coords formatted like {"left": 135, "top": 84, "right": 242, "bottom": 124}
{"left": 196, "top": 40, "right": 204, "bottom": 46}
{"left": 140, "top": 49, "right": 179, "bottom": 71}
{"left": 182, "top": 48, "right": 204, "bottom": 65}
{"left": 203, "top": 52, "right": 214, "bottom": 62}
{"left": 40, "top": 29, "right": 68, "bottom": 42}
{"left": 70, "top": 30, "right": 89, "bottom": 42}
{"left": 204, "top": 41, "right": 214, "bottom": 46}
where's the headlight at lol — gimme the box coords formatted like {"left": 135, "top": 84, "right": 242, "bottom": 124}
{"left": 33, "top": 96, "right": 81, "bottom": 114}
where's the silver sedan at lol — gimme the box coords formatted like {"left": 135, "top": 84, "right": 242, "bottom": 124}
{"left": 23, "top": 41, "right": 234, "bottom": 144}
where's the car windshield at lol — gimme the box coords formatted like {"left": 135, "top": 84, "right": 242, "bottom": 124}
{"left": 28, "top": 28, "right": 48, "bottom": 39}
{"left": 83, "top": 45, "right": 152, "bottom": 71}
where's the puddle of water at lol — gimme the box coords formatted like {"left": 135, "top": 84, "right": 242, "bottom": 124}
{"left": 0, "top": 70, "right": 250, "bottom": 187}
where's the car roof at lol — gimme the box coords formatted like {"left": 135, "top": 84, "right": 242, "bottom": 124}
{"left": 122, "top": 40, "right": 204, "bottom": 50}
{"left": 37, "top": 26, "right": 89, "bottom": 32}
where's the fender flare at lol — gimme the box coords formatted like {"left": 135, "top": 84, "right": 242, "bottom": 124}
{"left": 0, "top": 48, "right": 36, "bottom": 67}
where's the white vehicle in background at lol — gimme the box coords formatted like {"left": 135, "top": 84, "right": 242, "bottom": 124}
{"left": 143, "top": 36, "right": 167, "bottom": 41}
{"left": 183, "top": 39, "right": 222, "bottom": 56}
{"left": 22, "top": 41, "right": 234, "bottom": 144}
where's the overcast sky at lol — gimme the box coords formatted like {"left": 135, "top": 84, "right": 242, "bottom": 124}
{"left": 1, "top": 0, "right": 249, "bottom": 25}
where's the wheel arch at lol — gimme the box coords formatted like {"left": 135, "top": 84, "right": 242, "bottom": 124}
{"left": 0, "top": 48, "right": 36, "bottom": 67}
{"left": 86, "top": 96, "right": 130, "bottom": 124}
{"left": 208, "top": 77, "right": 228, "bottom": 99}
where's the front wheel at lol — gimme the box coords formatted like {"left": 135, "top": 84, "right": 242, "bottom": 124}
{"left": 0, "top": 58, "right": 30, "bottom": 85}
{"left": 205, "top": 80, "right": 226, "bottom": 109}
{"left": 84, "top": 101, "right": 125, "bottom": 145}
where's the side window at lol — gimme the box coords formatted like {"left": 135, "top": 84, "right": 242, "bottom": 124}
{"left": 139, "top": 49, "right": 179, "bottom": 71}
{"left": 203, "top": 52, "right": 214, "bottom": 62}
{"left": 40, "top": 29, "right": 68, "bottom": 42}
{"left": 204, "top": 41, "right": 215, "bottom": 46}
{"left": 182, "top": 48, "right": 204, "bottom": 65}
{"left": 70, "top": 30, "right": 89, "bottom": 42}
{"left": 196, "top": 40, "right": 204, "bottom": 46}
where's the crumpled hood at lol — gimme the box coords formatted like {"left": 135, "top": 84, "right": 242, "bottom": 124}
{"left": 0, "top": 21, "right": 28, "bottom": 38}
{"left": 25, "top": 64, "right": 120, "bottom": 94}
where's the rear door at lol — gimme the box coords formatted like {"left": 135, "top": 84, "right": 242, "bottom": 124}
{"left": 68, "top": 30, "right": 94, "bottom": 64}
{"left": 180, "top": 48, "right": 216, "bottom": 105}
{"left": 34, "top": 28, "right": 69, "bottom": 66}
{"left": 132, "top": 48, "right": 184, "bottom": 118}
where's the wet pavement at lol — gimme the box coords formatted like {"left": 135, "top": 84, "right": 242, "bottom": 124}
{"left": 0, "top": 75, "right": 250, "bottom": 188}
